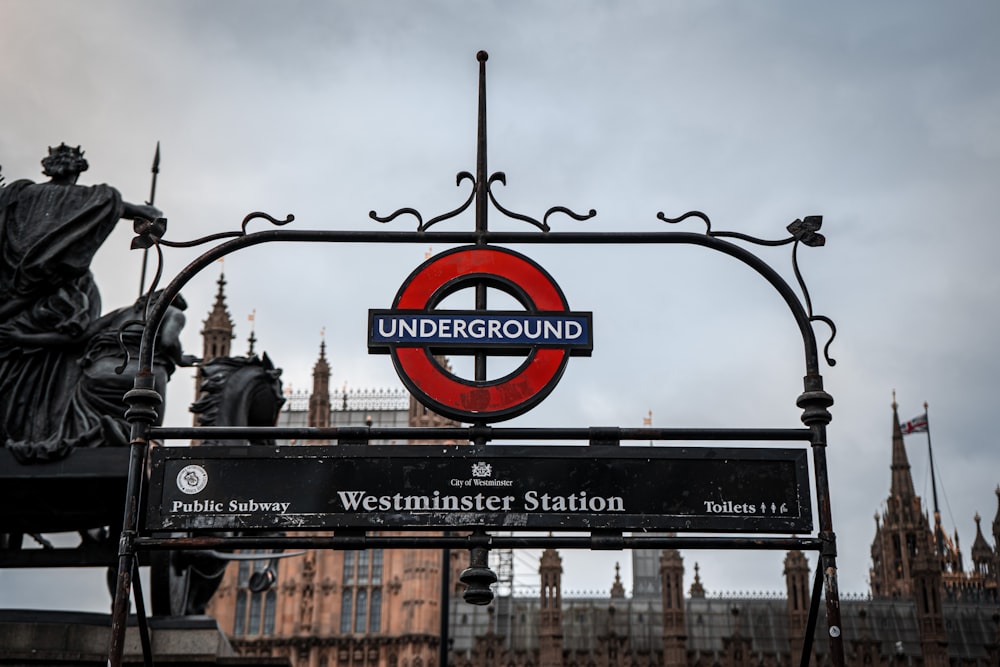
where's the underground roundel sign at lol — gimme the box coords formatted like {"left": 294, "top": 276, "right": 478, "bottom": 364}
{"left": 368, "top": 246, "right": 592, "bottom": 422}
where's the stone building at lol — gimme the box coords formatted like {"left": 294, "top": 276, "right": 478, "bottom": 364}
{"left": 199, "top": 287, "right": 1000, "bottom": 666}
{"left": 445, "top": 395, "right": 1000, "bottom": 665}
{"left": 202, "top": 275, "right": 464, "bottom": 667}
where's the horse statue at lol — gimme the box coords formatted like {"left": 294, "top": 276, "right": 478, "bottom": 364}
{"left": 190, "top": 353, "right": 286, "bottom": 446}
{"left": 149, "top": 352, "right": 287, "bottom": 616}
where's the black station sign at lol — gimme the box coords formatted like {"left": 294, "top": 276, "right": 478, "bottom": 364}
{"left": 145, "top": 444, "right": 812, "bottom": 533}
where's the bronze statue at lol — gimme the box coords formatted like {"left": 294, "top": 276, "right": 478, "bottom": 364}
{"left": 68, "top": 290, "right": 196, "bottom": 448}
{"left": 0, "top": 144, "right": 291, "bottom": 617}
{"left": 0, "top": 144, "right": 172, "bottom": 461}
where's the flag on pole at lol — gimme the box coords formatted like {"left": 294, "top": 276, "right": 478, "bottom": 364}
{"left": 900, "top": 413, "right": 928, "bottom": 435}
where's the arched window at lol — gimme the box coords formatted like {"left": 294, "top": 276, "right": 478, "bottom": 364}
{"left": 263, "top": 589, "right": 278, "bottom": 635}
{"left": 372, "top": 550, "right": 383, "bottom": 585}
{"left": 234, "top": 590, "right": 248, "bottom": 635}
{"left": 358, "top": 550, "right": 369, "bottom": 585}
{"left": 344, "top": 551, "right": 356, "bottom": 584}
{"left": 341, "top": 549, "right": 384, "bottom": 635}
{"left": 341, "top": 589, "right": 354, "bottom": 633}
{"left": 355, "top": 589, "right": 368, "bottom": 632}
{"left": 248, "top": 588, "right": 263, "bottom": 635}
{"left": 369, "top": 589, "right": 382, "bottom": 632}
{"left": 238, "top": 560, "right": 251, "bottom": 587}
{"left": 233, "top": 551, "right": 278, "bottom": 637}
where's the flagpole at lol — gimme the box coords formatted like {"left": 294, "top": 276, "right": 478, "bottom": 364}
{"left": 924, "top": 401, "right": 945, "bottom": 556}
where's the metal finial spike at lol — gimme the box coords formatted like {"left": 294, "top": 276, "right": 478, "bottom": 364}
{"left": 475, "top": 49, "right": 489, "bottom": 236}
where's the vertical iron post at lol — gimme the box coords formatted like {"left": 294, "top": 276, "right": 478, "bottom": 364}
{"left": 797, "top": 374, "right": 844, "bottom": 667}
{"left": 474, "top": 51, "right": 488, "bottom": 240}
{"left": 108, "top": 376, "right": 163, "bottom": 667}
{"left": 440, "top": 537, "right": 450, "bottom": 667}
{"left": 474, "top": 51, "right": 490, "bottom": 381}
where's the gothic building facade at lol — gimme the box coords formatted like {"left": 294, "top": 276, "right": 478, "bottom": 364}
{"left": 198, "top": 288, "right": 1000, "bottom": 666}
{"left": 202, "top": 276, "right": 466, "bottom": 667}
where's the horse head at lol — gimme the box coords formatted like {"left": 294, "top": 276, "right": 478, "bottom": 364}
{"left": 189, "top": 352, "right": 285, "bottom": 446}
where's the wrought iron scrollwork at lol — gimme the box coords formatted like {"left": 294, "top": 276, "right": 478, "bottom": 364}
{"left": 123, "top": 211, "right": 294, "bottom": 372}
{"left": 131, "top": 211, "right": 295, "bottom": 253}
{"left": 485, "top": 172, "right": 596, "bottom": 232}
{"left": 658, "top": 210, "right": 837, "bottom": 367}
{"left": 114, "top": 319, "right": 145, "bottom": 375}
{"left": 370, "top": 170, "right": 595, "bottom": 232}
{"left": 129, "top": 211, "right": 294, "bottom": 297}
{"left": 369, "top": 171, "right": 475, "bottom": 230}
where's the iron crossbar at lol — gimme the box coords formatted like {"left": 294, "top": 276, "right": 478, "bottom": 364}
{"left": 150, "top": 425, "right": 815, "bottom": 442}
{"left": 134, "top": 534, "right": 826, "bottom": 551}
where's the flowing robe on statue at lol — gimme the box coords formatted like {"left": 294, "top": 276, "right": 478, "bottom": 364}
{"left": 65, "top": 294, "right": 187, "bottom": 449}
{"left": 0, "top": 178, "right": 124, "bottom": 460}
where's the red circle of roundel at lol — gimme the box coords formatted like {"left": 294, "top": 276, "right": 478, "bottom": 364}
{"left": 390, "top": 245, "right": 571, "bottom": 423}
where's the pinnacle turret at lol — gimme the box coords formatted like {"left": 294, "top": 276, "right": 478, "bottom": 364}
{"left": 201, "top": 272, "right": 235, "bottom": 362}
{"left": 609, "top": 562, "right": 625, "bottom": 599}
{"left": 890, "top": 394, "right": 917, "bottom": 502}
{"left": 307, "top": 336, "right": 331, "bottom": 434}
{"left": 689, "top": 562, "right": 705, "bottom": 598}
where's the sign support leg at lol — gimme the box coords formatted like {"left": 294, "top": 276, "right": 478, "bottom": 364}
{"left": 109, "top": 439, "right": 147, "bottom": 667}
{"left": 439, "top": 542, "right": 450, "bottom": 667}
{"left": 798, "top": 381, "right": 845, "bottom": 667}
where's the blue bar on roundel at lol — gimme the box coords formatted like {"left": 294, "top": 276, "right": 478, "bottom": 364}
{"left": 368, "top": 311, "right": 593, "bottom": 349}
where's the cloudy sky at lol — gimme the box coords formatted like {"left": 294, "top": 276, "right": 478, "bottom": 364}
{"left": 2, "top": 1, "right": 999, "bottom": 614}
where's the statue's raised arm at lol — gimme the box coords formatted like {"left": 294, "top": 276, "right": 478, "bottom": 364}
{"left": 0, "top": 143, "right": 166, "bottom": 461}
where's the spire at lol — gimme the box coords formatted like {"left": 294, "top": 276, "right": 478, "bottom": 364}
{"left": 201, "top": 271, "right": 235, "bottom": 362}
{"left": 246, "top": 309, "right": 257, "bottom": 356}
{"left": 313, "top": 331, "right": 331, "bottom": 383}
{"left": 890, "top": 392, "right": 917, "bottom": 501}
{"left": 689, "top": 562, "right": 705, "bottom": 599}
{"left": 992, "top": 486, "right": 1000, "bottom": 551}
{"left": 610, "top": 561, "right": 625, "bottom": 599}
{"left": 307, "top": 332, "right": 331, "bottom": 435}
{"left": 971, "top": 513, "right": 994, "bottom": 579}
{"left": 197, "top": 270, "right": 236, "bottom": 405}
{"left": 870, "top": 392, "right": 933, "bottom": 600}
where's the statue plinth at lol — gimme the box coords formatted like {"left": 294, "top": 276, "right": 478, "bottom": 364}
{"left": 0, "top": 609, "right": 289, "bottom": 666}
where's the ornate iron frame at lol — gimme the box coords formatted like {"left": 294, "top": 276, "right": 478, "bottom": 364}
{"left": 109, "top": 52, "right": 843, "bottom": 667}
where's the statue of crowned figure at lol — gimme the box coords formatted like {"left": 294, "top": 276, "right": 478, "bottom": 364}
{"left": 0, "top": 143, "right": 194, "bottom": 462}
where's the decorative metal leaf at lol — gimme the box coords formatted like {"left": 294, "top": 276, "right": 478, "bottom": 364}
{"left": 787, "top": 215, "right": 825, "bottom": 247}
{"left": 130, "top": 217, "right": 168, "bottom": 250}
